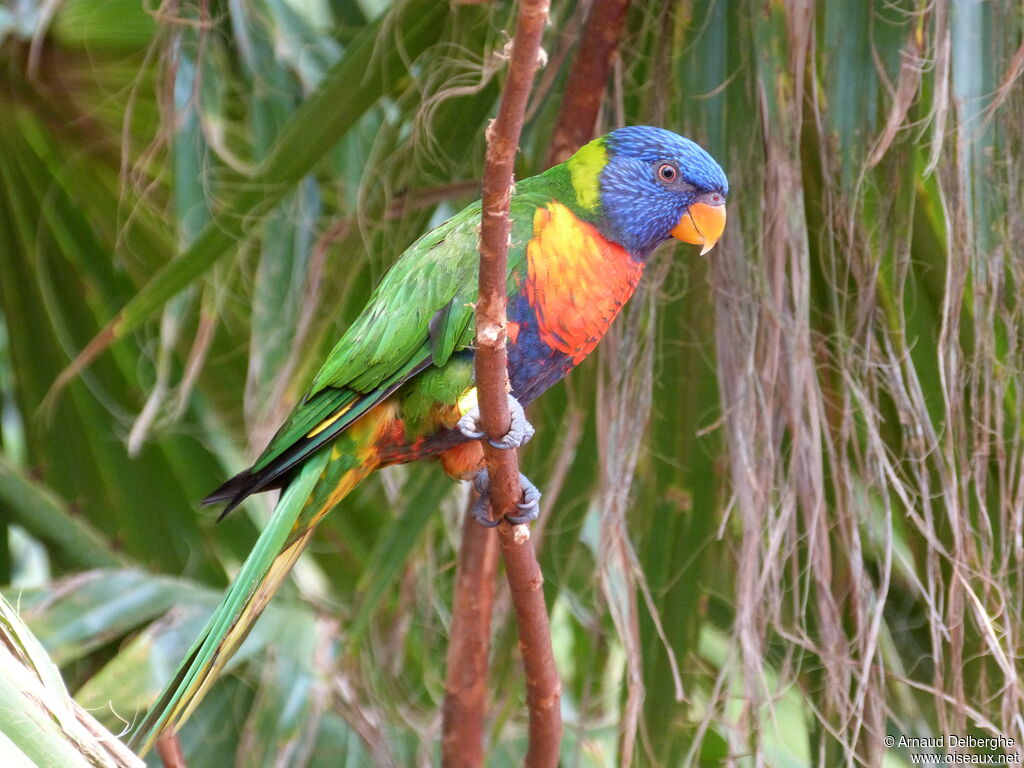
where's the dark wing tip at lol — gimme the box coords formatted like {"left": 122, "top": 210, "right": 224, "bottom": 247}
{"left": 200, "top": 470, "right": 254, "bottom": 507}
{"left": 201, "top": 470, "right": 263, "bottom": 521}
{"left": 201, "top": 466, "right": 290, "bottom": 521}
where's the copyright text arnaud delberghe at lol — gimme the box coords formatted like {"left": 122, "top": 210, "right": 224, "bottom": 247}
{"left": 883, "top": 734, "right": 1020, "bottom": 764}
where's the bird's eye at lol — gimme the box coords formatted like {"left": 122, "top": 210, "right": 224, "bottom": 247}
{"left": 657, "top": 163, "right": 678, "bottom": 183}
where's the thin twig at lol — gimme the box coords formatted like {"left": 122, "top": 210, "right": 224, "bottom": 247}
{"left": 441, "top": 492, "right": 500, "bottom": 767}
{"left": 474, "top": 0, "right": 559, "bottom": 764}
{"left": 156, "top": 731, "right": 187, "bottom": 768}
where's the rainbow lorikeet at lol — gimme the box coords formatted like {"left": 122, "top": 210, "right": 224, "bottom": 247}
{"left": 131, "top": 125, "right": 727, "bottom": 751}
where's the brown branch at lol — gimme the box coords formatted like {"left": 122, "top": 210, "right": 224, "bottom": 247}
{"left": 473, "top": 0, "right": 560, "bottom": 764}
{"left": 494, "top": 524, "right": 562, "bottom": 766}
{"left": 156, "top": 731, "right": 187, "bottom": 768}
{"left": 441, "top": 492, "right": 500, "bottom": 767}
{"left": 546, "top": 0, "right": 632, "bottom": 167}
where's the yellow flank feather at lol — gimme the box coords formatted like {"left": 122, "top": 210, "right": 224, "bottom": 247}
{"left": 456, "top": 386, "right": 478, "bottom": 416}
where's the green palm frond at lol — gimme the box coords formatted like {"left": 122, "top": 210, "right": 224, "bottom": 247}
{"left": 0, "top": 592, "right": 144, "bottom": 768}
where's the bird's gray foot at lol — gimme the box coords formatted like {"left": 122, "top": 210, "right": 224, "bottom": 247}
{"left": 456, "top": 394, "right": 535, "bottom": 450}
{"left": 470, "top": 468, "right": 542, "bottom": 527}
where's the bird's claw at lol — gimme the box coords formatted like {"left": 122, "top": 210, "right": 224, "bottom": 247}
{"left": 470, "top": 468, "right": 541, "bottom": 527}
{"left": 456, "top": 394, "right": 535, "bottom": 450}
{"left": 506, "top": 477, "right": 541, "bottom": 525}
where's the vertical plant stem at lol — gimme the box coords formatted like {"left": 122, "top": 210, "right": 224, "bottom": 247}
{"left": 546, "top": 0, "right": 632, "bottom": 167}
{"left": 442, "top": 493, "right": 500, "bottom": 767}
{"left": 474, "top": 0, "right": 560, "bottom": 764}
{"left": 494, "top": 523, "right": 562, "bottom": 766}
{"left": 156, "top": 732, "right": 187, "bottom": 768}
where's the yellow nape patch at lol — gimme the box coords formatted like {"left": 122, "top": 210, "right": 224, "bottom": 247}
{"left": 566, "top": 137, "right": 606, "bottom": 212}
{"left": 307, "top": 402, "right": 355, "bottom": 438}
{"left": 457, "top": 387, "right": 478, "bottom": 417}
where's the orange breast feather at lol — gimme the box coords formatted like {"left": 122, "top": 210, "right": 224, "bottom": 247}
{"left": 525, "top": 203, "right": 644, "bottom": 363}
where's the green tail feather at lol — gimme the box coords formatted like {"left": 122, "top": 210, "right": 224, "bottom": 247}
{"left": 129, "top": 449, "right": 329, "bottom": 755}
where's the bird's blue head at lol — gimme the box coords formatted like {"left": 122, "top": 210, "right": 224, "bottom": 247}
{"left": 567, "top": 125, "right": 729, "bottom": 257}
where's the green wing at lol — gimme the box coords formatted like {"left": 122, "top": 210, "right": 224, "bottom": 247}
{"left": 204, "top": 201, "right": 493, "bottom": 512}
{"left": 307, "top": 205, "right": 483, "bottom": 395}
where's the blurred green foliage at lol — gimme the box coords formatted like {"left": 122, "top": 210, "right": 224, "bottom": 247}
{"left": 0, "top": 0, "right": 1022, "bottom": 765}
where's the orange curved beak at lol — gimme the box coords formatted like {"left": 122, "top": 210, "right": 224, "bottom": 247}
{"left": 671, "top": 202, "right": 727, "bottom": 255}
